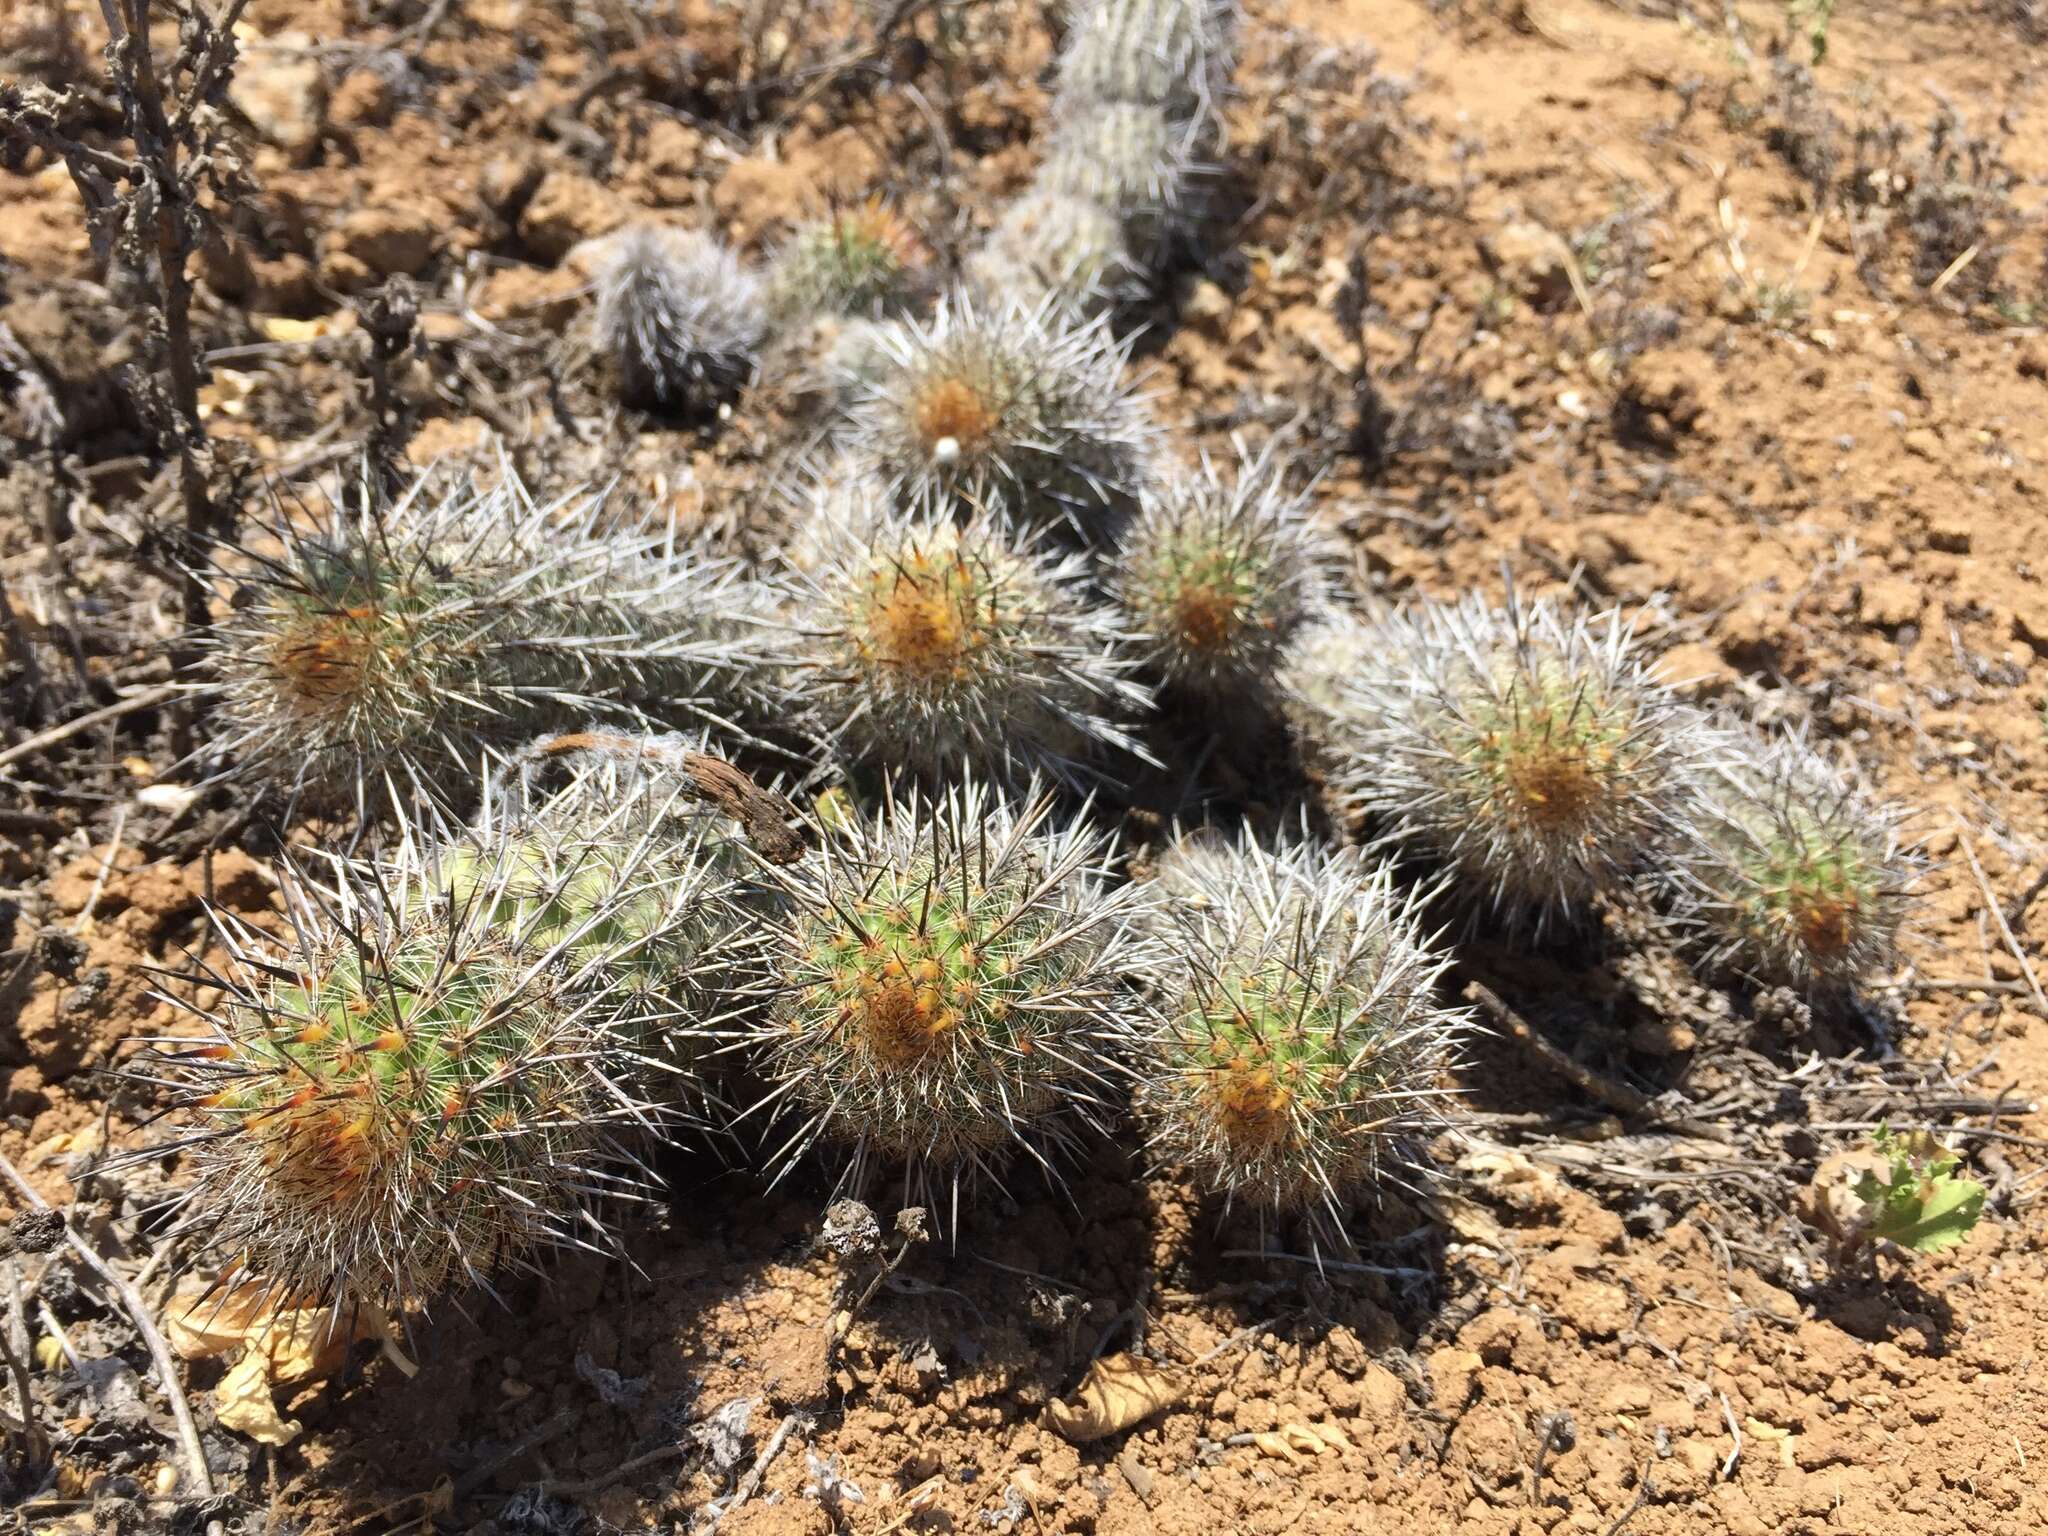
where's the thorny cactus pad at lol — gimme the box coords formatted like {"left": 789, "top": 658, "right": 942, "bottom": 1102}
{"left": 1664, "top": 720, "right": 1917, "bottom": 990}
{"left": 1054, "top": 0, "right": 1242, "bottom": 125}
{"left": 1133, "top": 832, "right": 1463, "bottom": 1230}
{"left": 155, "top": 764, "right": 757, "bottom": 1311}
{"left": 1112, "top": 448, "right": 1332, "bottom": 700}
{"left": 965, "top": 192, "right": 1143, "bottom": 322}
{"left": 594, "top": 225, "right": 765, "bottom": 412}
{"left": 1285, "top": 592, "right": 1689, "bottom": 932}
{"left": 768, "top": 199, "right": 926, "bottom": 320}
{"left": 771, "top": 485, "right": 1154, "bottom": 784}
{"left": 1035, "top": 100, "right": 1201, "bottom": 258}
{"left": 747, "top": 780, "right": 1146, "bottom": 1220}
{"left": 844, "top": 292, "right": 1153, "bottom": 536}
{"left": 205, "top": 468, "right": 782, "bottom": 812}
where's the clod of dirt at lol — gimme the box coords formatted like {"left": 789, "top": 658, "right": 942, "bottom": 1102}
{"left": 228, "top": 33, "right": 326, "bottom": 165}
{"left": 519, "top": 172, "right": 630, "bottom": 264}
{"left": 6, "top": 1205, "right": 64, "bottom": 1253}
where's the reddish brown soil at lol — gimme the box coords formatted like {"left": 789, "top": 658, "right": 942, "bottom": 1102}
{"left": 3, "top": 0, "right": 2047, "bottom": 1533}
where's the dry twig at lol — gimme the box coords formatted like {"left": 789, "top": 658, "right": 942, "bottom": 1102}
{"left": 0, "top": 1152, "right": 213, "bottom": 1497}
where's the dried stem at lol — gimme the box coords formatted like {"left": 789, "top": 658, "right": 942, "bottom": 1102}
{"left": 0, "top": 1152, "right": 214, "bottom": 1499}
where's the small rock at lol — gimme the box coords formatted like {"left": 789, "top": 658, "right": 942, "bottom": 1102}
{"left": 1490, "top": 219, "right": 1573, "bottom": 310}
{"left": 1359, "top": 1363, "right": 1406, "bottom": 1423}
{"left": 481, "top": 154, "right": 545, "bottom": 217}
{"left": 711, "top": 157, "right": 816, "bottom": 244}
{"left": 326, "top": 206, "right": 437, "bottom": 281}
{"left": 1900, "top": 426, "right": 1941, "bottom": 460}
{"left": 229, "top": 35, "right": 326, "bottom": 165}
{"left": 329, "top": 66, "right": 394, "bottom": 129}
{"left": 7, "top": 1207, "right": 64, "bottom": 1255}
{"left": 1116, "top": 1449, "right": 1155, "bottom": 1501}
{"left": 518, "top": 171, "right": 629, "bottom": 263}
{"left": 1183, "top": 278, "right": 1232, "bottom": 326}
{"left": 1859, "top": 575, "right": 1921, "bottom": 630}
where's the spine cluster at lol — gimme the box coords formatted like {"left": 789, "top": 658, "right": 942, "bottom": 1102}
{"left": 594, "top": 225, "right": 766, "bottom": 414}
{"left": 204, "top": 469, "right": 784, "bottom": 813}
{"left": 770, "top": 486, "right": 1154, "bottom": 785}
{"left": 1112, "top": 447, "right": 1333, "bottom": 701}
{"left": 841, "top": 293, "right": 1154, "bottom": 537}
{"left": 161, "top": 749, "right": 758, "bottom": 1311}
{"left": 767, "top": 199, "right": 927, "bottom": 322}
{"left": 745, "top": 780, "right": 1146, "bottom": 1216}
{"left": 1282, "top": 591, "right": 1690, "bottom": 934}
{"left": 1661, "top": 718, "right": 1918, "bottom": 991}
{"left": 1132, "top": 832, "right": 1465, "bottom": 1234}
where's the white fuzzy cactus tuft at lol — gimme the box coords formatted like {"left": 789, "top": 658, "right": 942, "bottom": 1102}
{"left": 594, "top": 225, "right": 766, "bottom": 413}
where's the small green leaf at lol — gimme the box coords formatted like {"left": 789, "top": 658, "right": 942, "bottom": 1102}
{"left": 1867, "top": 1172, "right": 1987, "bottom": 1255}
{"left": 1850, "top": 1124, "right": 1988, "bottom": 1256}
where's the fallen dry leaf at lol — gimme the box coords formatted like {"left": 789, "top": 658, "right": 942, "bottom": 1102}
{"left": 1046, "top": 1353, "right": 1186, "bottom": 1442}
{"left": 170, "top": 1283, "right": 408, "bottom": 1446}
{"left": 214, "top": 1349, "right": 301, "bottom": 1446}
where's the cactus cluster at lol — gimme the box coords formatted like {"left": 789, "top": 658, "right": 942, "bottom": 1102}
{"left": 1283, "top": 591, "right": 1690, "bottom": 934}
{"left": 745, "top": 780, "right": 1146, "bottom": 1212}
{"left": 204, "top": 469, "right": 784, "bottom": 813}
{"left": 1133, "top": 832, "right": 1464, "bottom": 1229}
{"left": 771, "top": 485, "right": 1154, "bottom": 785}
{"left": 594, "top": 225, "right": 766, "bottom": 413}
{"left": 157, "top": 4, "right": 1946, "bottom": 1325}
{"left": 1662, "top": 720, "right": 1917, "bottom": 990}
{"left": 841, "top": 293, "right": 1154, "bottom": 536}
{"left": 161, "top": 752, "right": 757, "bottom": 1310}
{"left": 1112, "top": 447, "right": 1333, "bottom": 700}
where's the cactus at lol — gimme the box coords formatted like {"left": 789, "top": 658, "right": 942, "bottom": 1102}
{"left": 1275, "top": 612, "right": 1375, "bottom": 770}
{"left": 204, "top": 466, "right": 785, "bottom": 814}
{"left": 1285, "top": 591, "right": 1690, "bottom": 934}
{"left": 156, "top": 754, "right": 759, "bottom": 1310}
{"left": 767, "top": 199, "right": 926, "bottom": 321}
{"left": 964, "top": 192, "right": 1144, "bottom": 322}
{"left": 1054, "top": 0, "right": 1241, "bottom": 125}
{"left": 1112, "top": 447, "right": 1333, "bottom": 701}
{"left": 1034, "top": 101, "right": 1201, "bottom": 259}
{"left": 842, "top": 291, "right": 1154, "bottom": 537}
{"left": 1663, "top": 718, "right": 1917, "bottom": 990}
{"left": 1132, "top": 831, "right": 1464, "bottom": 1231}
{"left": 771, "top": 481, "right": 1154, "bottom": 784}
{"left": 745, "top": 779, "right": 1148, "bottom": 1216}
{"left": 594, "top": 224, "right": 765, "bottom": 413}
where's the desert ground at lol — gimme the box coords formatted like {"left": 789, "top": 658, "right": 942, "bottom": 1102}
{"left": 2, "top": 0, "right": 2047, "bottom": 1532}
